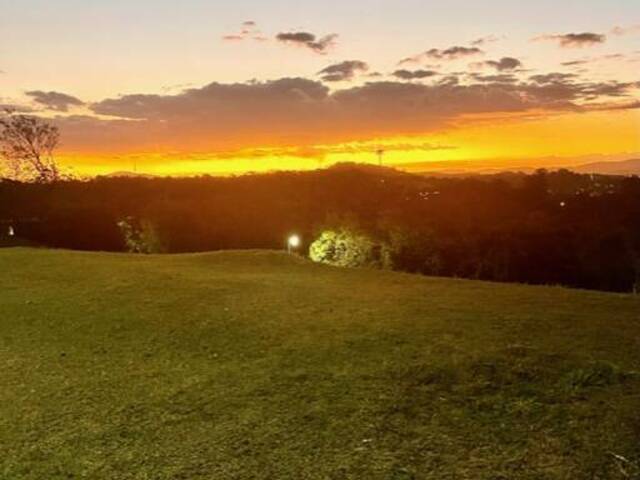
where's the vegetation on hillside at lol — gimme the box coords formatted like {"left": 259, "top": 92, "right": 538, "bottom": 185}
{"left": 2, "top": 165, "right": 639, "bottom": 292}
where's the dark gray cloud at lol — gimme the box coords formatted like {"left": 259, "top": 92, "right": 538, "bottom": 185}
{"left": 469, "top": 73, "right": 518, "bottom": 84}
{"left": 392, "top": 69, "right": 439, "bottom": 80}
{"left": 276, "top": 31, "right": 338, "bottom": 54}
{"left": 318, "top": 61, "right": 369, "bottom": 82}
{"left": 535, "top": 32, "right": 606, "bottom": 48}
{"left": 428, "top": 46, "right": 483, "bottom": 60}
{"left": 529, "top": 73, "right": 578, "bottom": 84}
{"left": 561, "top": 60, "right": 589, "bottom": 67}
{"left": 482, "top": 57, "right": 523, "bottom": 71}
{"left": 471, "top": 35, "right": 501, "bottom": 46}
{"left": 25, "top": 90, "right": 84, "bottom": 112}
{"left": 399, "top": 46, "right": 483, "bottom": 65}
{"left": 49, "top": 75, "right": 638, "bottom": 153}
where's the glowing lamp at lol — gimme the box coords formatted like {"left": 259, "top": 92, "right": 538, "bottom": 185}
{"left": 287, "top": 234, "right": 301, "bottom": 253}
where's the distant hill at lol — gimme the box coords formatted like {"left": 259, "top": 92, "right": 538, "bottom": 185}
{"left": 572, "top": 158, "right": 640, "bottom": 176}
{"left": 403, "top": 157, "right": 640, "bottom": 177}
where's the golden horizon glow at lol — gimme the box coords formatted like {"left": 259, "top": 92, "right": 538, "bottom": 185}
{"left": 56, "top": 109, "right": 640, "bottom": 176}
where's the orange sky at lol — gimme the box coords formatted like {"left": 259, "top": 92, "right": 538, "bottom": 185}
{"left": 54, "top": 108, "right": 640, "bottom": 176}
{"left": 1, "top": 1, "right": 639, "bottom": 176}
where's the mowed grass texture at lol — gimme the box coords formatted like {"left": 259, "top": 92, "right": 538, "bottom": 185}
{"left": 1, "top": 248, "right": 639, "bottom": 479}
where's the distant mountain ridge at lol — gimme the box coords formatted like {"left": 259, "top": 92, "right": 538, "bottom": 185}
{"left": 99, "top": 158, "right": 640, "bottom": 179}
{"left": 571, "top": 158, "right": 640, "bottom": 176}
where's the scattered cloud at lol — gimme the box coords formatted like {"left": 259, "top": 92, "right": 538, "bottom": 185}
{"left": 318, "top": 61, "right": 369, "bottom": 82}
{"left": 561, "top": 53, "right": 632, "bottom": 68}
{"left": 534, "top": 32, "right": 606, "bottom": 48}
{"left": 25, "top": 90, "right": 85, "bottom": 112}
{"left": 469, "top": 73, "right": 518, "bottom": 84}
{"left": 561, "top": 59, "right": 590, "bottom": 67}
{"left": 399, "top": 46, "right": 483, "bottom": 65}
{"left": 477, "top": 57, "right": 523, "bottom": 71}
{"left": 252, "top": 141, "right": 457, "bottom": 160}
{"left": 529, "top": 73, "right": 578, "bottom": 84}
{"left": 392, "top": 69, "right": 439, "bottom": 80}
{"left": 471, "top": 35, "right": 502, "bottom": 46}
{"left": 611, "top": 24, "right": 640, "bottom": 36}
{"left": 276, "top": 31, "right": 338, "bottom": 54}
{"left": 222, "top": 21, "right": 267, "bottom": 42}
{"left": 78, "top": 74, "right": 637, "bottom": 153}
{"left": 0, "top": 103, "right": 34, "bottom": 113}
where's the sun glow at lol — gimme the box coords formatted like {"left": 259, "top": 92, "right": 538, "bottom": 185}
{"left": 56, "top": 109, "right": 640, "bottom": 177}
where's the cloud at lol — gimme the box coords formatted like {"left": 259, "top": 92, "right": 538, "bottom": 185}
{"left": 475, "top": 57, "right": 523, "bottom": 71}
{"left": 25, "top": 90, "right": 85, "bottom": 112}
{"left": 0, "top": 103, "right": 35, "bottom": 113}
{"left": 392, "top": 69, "right": 439, "bottom": 80}
{"left": 534, "top": 32, "right": 606, "bottom": 48}
{"left": 611, "top": 24, "right": 640, "bottom": 36}
{"left": 529, "top": 73, "right": 578, "bottom": 84}
{"left": 243, "top": 140, "right": 457, "bottom": 161}
{"left": 471, "top": 35, "right": 501, "bottom": 46}
{"left": 318, "top": 61, "right": 369, "bottom": 82}
{"left": 45, "top": 74, "right": 637, "bottom": 155}
{"left": 561, "top": 53, "right": 631, "bottom": 68}
{"left": 561, "top": 60, "right": 589, "bottom": 67}
{"left": 276, "top": 31, "right": 338, "bottom": 54}
{"left": 469, "top": 73, "right": 518, "bottom": 84}
{"left": 222, "top": 21, "right": 267, "bottom": 42}
{"left": 399, "top": 46, "right": 483, "bottom": 65}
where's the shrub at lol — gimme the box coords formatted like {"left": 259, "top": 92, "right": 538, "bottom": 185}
{"left": 309, "top": 228, "right": 392, "bottom": 269}
{"left": 385, "top": 227, "right": 442, "bottom": 275}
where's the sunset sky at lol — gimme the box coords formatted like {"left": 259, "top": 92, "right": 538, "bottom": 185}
{"left": 1, "top": 0, "right": 639, "bottom": 175}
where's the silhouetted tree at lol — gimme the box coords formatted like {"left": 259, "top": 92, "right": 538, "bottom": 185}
{"left": 0, "top": 109, "right": 62, "bottom": 183}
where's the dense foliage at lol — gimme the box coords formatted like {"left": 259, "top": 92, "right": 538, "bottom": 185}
{"left": 1, "top": 164, "right": 639, "bottom": 292}
{"left": 309, "top": 228, "right": 393, "bottom": 269}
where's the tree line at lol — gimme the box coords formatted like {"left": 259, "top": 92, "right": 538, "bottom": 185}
{"left": 1, "top": 164, "right": 639, "bottom": 292}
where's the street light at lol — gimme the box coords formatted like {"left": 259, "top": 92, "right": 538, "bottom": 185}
{"left": 287, "top": 234, "right": 301, "bottom": 254}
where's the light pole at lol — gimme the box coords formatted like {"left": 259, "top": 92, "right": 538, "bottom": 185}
{"left": 287, "top": 234, "right": 301, "bottom": 254}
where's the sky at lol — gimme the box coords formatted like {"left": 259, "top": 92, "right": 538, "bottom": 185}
{"left": 1, "top": 0, "right": 639, "bottom": 175}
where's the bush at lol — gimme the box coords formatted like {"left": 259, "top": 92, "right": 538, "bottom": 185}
{"left": 385, "top": 227, "right": 442, "bottom": 275}
{"left": 309, "top": 229, "right": 392, "bottom": 269}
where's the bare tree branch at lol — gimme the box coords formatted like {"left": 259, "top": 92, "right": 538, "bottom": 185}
{"left": 0, "top": 109, "right": 64, "bottom": 183}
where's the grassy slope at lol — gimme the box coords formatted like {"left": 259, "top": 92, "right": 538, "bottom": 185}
{"left": 0, "top": 248, "right": 639, "bottom": 480}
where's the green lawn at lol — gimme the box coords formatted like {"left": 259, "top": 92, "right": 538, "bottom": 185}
{"left": 1, "top": 248, "right": 639, "bottom": 479}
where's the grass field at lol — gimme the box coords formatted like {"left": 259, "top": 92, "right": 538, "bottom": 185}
{"left": 1, "top": 248, "right": 639, "bottom": 479}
